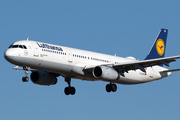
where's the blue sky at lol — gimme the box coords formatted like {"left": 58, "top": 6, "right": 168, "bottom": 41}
{"left": 1, "top": 0, "right": 180, "bottom": 120}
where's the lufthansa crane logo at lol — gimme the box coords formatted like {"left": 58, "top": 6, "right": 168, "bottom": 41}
{"left": 156, "top": 39, "right": 165, "bottom": 56}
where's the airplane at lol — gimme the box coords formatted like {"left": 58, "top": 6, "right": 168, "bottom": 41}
{"left": 4, "top": 28, "right": 180, "bottom": 95}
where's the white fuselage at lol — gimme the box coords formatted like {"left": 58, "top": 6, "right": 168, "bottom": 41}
{"left": 4, "top": 40, "right": 171, "bottom": 85}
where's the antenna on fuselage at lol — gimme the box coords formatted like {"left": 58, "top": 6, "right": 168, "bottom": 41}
{"left": 27, "top": 37, "right": 29, "bottom": 41}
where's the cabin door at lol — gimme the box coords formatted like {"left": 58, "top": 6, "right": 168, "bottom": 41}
{"left": 68, "top": 49, "right": 73, "bottom": 63}
{"left": 31, "top": 42, "right": 39, "bottom": 57}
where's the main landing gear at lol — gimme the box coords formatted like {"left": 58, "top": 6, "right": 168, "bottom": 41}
{"left": 106, "top": 82, "right": 117, "bottom": 92}
{"left": 64, "top": 78, "right": 76, "bottom": 95}
{"left": 22, "top": 67, "right": 29, "bottom": 82}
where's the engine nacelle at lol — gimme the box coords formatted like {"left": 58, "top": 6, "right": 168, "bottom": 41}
{"left": 93, "top": 66, "right": 119, "bottom": 80}
{"left": 30, "top": 71, "right": 57, "bottom": 86}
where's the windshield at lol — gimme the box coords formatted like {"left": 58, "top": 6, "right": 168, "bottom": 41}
{"left": 9, "top": 44, "right": 27, "bottom": 49}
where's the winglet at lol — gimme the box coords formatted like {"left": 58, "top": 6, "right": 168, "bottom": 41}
{"left": 145, "top": 29, "right": 168, "bottom": 60}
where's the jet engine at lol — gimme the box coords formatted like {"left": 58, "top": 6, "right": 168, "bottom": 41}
{"left": 30, "top": 71, "right": 57, "bottom": 85}
{"left": 92, "top": 66, "right": 119, "bottom": 80}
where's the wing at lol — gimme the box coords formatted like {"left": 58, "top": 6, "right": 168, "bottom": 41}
{"left": 85, "top": 55, "right": 180, "bottom": 74}
{"left": 113, "top": 55, "right": 180, "bottom": 72}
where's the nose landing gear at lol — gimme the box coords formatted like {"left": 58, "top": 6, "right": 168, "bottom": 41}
{"left": 22, "top": 67, "right": 29, "bottom": 82}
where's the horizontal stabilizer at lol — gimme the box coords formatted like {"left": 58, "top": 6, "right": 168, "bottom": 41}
{"left": 160, "top": 68, "right": 180, "bottom": 73}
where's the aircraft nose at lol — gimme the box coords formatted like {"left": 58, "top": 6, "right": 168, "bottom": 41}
{"left": 4, "top": 49, "right": 15, "bottom": 62}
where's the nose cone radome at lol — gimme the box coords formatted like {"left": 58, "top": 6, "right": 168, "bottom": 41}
{"left": 4, "top": 49, "right": 15, "bottom": 63}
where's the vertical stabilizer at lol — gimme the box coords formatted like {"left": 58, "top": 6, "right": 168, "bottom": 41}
{"left": 145, "top": 29, "right": 168, "bottom": 60}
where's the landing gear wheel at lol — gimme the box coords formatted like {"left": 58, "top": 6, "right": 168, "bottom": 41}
{"left": 106, "top": 84, "right": 112, "bottom": 92}
{"left": 111, "top": 84, "right": 117, "bottom": 92}
{"left": 22, "top": 77, "right": 29, "bottom": 82}
{"left": 106, "top": 83, "right": 117, "bottom": 92}
{"left": 70, "top": 87, "right": 76, "bottom": 95}
{"left": 64, "top": 87, "right": 70, "bottom": 95}
{"left": 64, "top": 86, "right": 76, "bottom": 95}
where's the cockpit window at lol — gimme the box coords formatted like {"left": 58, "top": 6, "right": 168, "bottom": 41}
{"left": 19, "top": 45, "right": 23, "bottom": 48}
{"left": 8, "top": 44, "right": 13, "bottom": 48}
{"left": 12, "top": 45, "right": 19, "bottom": 48}
{"left": 9, "top": 44, "right": 27, "bottom": 49}
{"left": 23, "top": 45, "right": 27, "bottom": 49}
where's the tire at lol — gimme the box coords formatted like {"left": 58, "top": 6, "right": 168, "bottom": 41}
{"left": 25, "top": 77, "right": 29, "bottom": 82}
{"left": 106, "top": 84, "right": 112, "bottom": 92}
{"left": 64, "top": 87, "right": 70, "bottom": 95}
{"left": 22, "top": 77, "right": 26, "bottom": 82}
{"left": 111, "top": 84, "right": 117, "bottom": 92}
{"left": 70, "top": 87, "right": 76, "bottom": 95}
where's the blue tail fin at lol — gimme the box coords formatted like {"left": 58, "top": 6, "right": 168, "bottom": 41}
{"left": 145, "top": 28, "right": 168, "bottom": 60}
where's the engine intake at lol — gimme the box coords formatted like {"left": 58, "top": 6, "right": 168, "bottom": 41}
{"left": 93, "top": 66, "right": 119, "bottom": 80}
{"left": 30, "top": 71, "right": 57, "bottom": 85}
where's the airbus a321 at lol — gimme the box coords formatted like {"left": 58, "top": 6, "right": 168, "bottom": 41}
{"left": 4, "top": 29, "right": 180, "bottom": 95}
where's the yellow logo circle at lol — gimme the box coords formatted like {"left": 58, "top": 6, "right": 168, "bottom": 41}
{"left": 156, "top": 39, "right": 165, "bottom": 56}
